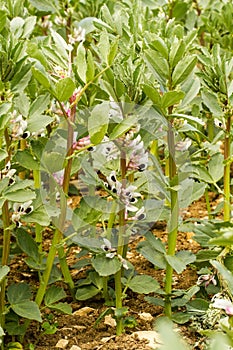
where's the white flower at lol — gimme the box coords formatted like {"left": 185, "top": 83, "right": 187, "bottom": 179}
{"left": 197, "top": 274, "right": 217, "bottom": 287}
{"left": 68, "top": 27, "right": 86, "bottom": 45}
{"left": 12, "top": 200, "right": 33, "bottom": 227}
{"left": 175, "top": 138, "right": 192, "bottom": 151}
{"left": 101, "top": 238, "right": 115, "bottom": 258}
{"left": 53, "top": 169, "right": 64, "bottom": 186}
{"left": 212, "top": 298, "right": 233, "bottom": 315}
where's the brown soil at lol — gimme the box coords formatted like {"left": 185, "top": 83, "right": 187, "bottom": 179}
{"left": 7, "top": 193, "right": 221, "bottom": 350}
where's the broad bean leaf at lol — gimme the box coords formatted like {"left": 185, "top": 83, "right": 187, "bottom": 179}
{"left": 3, "top": 189, "right": 36, "bottom": 202}
{"left": 7, "top": 283, "right": 31, "bottom": 304}
{"left": 201, "top": 89, "right": 222, "bottom": 116}
{"left": 29, "top": 94, "right": 50, "bottom": 117}
{"left": 15, "top": 150, "right": 39, "bottom": 170}
{"left": 165, "top": 250, "right": 196, "bottom": 274}
{"left": 44, "top": 286, "right": 66, "bottom": 305}
{"left": 150, "top": 36, "right": 168, "bottom": 59}
{"left": 127, "top": 275, "right": 160, "bottom": 294}
{"left": 145, "top": 49, "right": 169, "bottom": 85}
{"left": 0, "top": 149, "right": 8, "bottom": 163}
{"left": 51, "top": 30, "right": 69, "bottom": 61}
{"left": 142, "top": 84, "right": 162, "bottom": 107}
{"left": 16, "top": 229, "right": 40, "bottom": 263}
{"left": 12, "top": 301, "right": 42, "bottom": 322}
{"left": 75, "top": 285, "right": 100, "bottom": 300}
{"left": 88, "top": 103, "right": 109, "bottom": 144}
{"left": 109, "top": 115, "right": 137, "bottom": 140}
{"left": 54, "top": 77, "right": 76, "bottom": 102}
{"left": 47, "top": 302, "right": 72, "bottom": 314}
{"left": 76, "top": 42, "right": 87, "bottom": 83}
{"left": 91, "top": 254, "right": 121, "bottom": 276}
{"left": 161, "top": 91, "right": 185, "bottom": 109}
{"left": 32, "top": 66, "right": 51, "bottom": 89}
{"left": 172, "top": 55, "right": 197, "bottom": 87}
{"left": 0, "top": 266, "right": 10, "bottom": 282}
{"left": 29, "top": 0, "right": 59, "bottom": 13}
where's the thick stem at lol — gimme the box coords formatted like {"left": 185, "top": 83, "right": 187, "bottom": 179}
{"left": 114, "top": 152, "right": 126, "bottom": 335}
{"left": 0, "top": 201, "right": 11, "bottom": 330}
{"left": 33, "top": 170, "right": 43, "bottom": 253}
{"left": 164, "top": 120, "right": 179, "bottom": 318}
{"left": 224, "top": 115, "right": 231, "bottom": 222}
{"left": 35, "top": 228, "right": 62, "bottom": 306}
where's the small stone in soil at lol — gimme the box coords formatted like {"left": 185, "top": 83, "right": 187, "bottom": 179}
{"left": 56, "top": 339, "right": 69, "bottom": 348}
{"left": 73, "top": 307, "right": 95, "bottom": 316}
{"left": 138, "top": 312, "right": 153, "bottom": 322}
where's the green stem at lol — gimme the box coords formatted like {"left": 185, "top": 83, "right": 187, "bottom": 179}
{"left": 223, "top": 115, "right": 231, "bottom": 222}
{"left": 207, "top": 116, "right": 214, "bottom": 142}
{"left": 33, "top": 170, "right": 43, "bottom": 253}
{"left": 35, "top": 228, "right": 62, "bottom": 306}
{"left": 114, "top": 152, "right": 127, "bottom": 335}
{"left": 205, "top": 187, "right": 212, "bottom": 220}
{"left": 164, "top": 120, "right": 179, "bottom": 318}
{"left": 0, "top": 201, "right": 11, "bottom": 330}
{"left": 150, "top": 139, "right": 158, "bottom": 159}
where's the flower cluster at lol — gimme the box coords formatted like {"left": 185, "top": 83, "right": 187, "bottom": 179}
{"left": 112, "top": 129, "right": 148, "bottom": 172}
{"left": 101, "top": 238, "right": 128, "bottom": 269}
{"left": 1, "top": 161, "right": 16, "bottom": 186}
{"left": 73, "top": 135, "right": 94, "bottom": 151}
{"left": 68, "top": 27, "right": 86, "bottom": 45}
{"left": 197, "top": 273, "right": 217, "bottom": 288}
{"left": 212, "top": 295, "right": 233, "bottom": 316}
{"left": 10, "top": 111, "right": 45, "bottom": 139}
{"left": 12, "top": 201, "right": 33, "bottom": 227}
{"left": 104, "top": 171, "right": 146, "bottom": 221}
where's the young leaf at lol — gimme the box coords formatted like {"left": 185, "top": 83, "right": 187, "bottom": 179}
{"left": 151, "top": 37, "right": 168, "bottom": 59}
{"left": 86, "top": 50, "right": 95, "bottom": 82}
{"left": 142, "top": 84, "right": 162, "bottom": 107}
{"left": 172, "top": 55, "right": 197, "bottom": 87}
{"left": 201, "top": 89, "right": 222, "bottom": 117}
{"left": 76, "top": 42, "right": 87, "bottom": 83}
{"left": 108, "top": 38, "right": 118, "bottom": 65}
{"left": 32, "top": 66, "right": 51, "bottom": 89}
{"left": 169, "top": 38, "right": 185, "bottom": 69}
{"left": 51, "top": 30, "right": 69, "bottom": 61}
{"left": 161, "top": 91, "right": 185, "bottom": 109}
{"left": 88, "top": 103, "right": 109, "bottom": 144}
{"left": 54, "top": 77, "right": 76, "bottom": 102}
{"left": 145, "top": 49, "right": 169, "bottom": 85}
{"left": 98, "top": 31, "right": 109, "bottom": 64}
{"left": 109, "top": 115, "right": 137, "bottom": 140}
{"left": 127, "top": 275, "right": 160, "bottom": 294}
